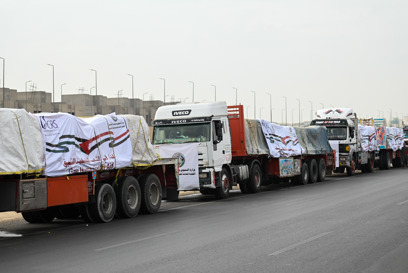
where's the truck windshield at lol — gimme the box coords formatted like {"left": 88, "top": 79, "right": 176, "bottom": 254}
{"left": 153, "top": 123, "right": 211, "bottom": 144}
{"left": 326, "top": 127, "right": 347, "bottom": 140}
{"left": 404, "top": 128, "right": 408, "bottom": 138}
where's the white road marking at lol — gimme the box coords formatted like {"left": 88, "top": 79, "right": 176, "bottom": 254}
{"left": 94, "top": 231, "right": 178, "bottom": 251}
{"left": 268, "top": 232, "right": 331, "bottom": 257}
{"left": 397, "top": 200, "right": 408, "bottom": 206}
{"left": 160, "top": 201, "right": 217, "bottom": 211}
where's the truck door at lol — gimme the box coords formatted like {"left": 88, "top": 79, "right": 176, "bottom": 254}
{"left": 212, "top": 118, "right": 231, "bottom": 171}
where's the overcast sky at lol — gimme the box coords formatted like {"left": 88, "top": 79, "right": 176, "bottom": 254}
{"left": 1, "top": 0, "right": 407, "bottom": 122}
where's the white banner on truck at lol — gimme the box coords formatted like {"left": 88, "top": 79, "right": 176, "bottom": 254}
{"left": 157, "top": 143, "right": 199, "bottom": 191}
{"left": 259, "top": 119, "right": 305, "bottom": 157}
{"left": 358, "top": 125, "right": 378, "bottom": 152}
{"left": 329, "top": 141, "right": 339, "bottom": 167}
{"left": 37, "top": 113, "right": 132, "bottom": 176}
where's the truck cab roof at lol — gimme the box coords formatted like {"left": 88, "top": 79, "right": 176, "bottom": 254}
{"left": 154, "top": 101, "right": 228, "bottom": 121}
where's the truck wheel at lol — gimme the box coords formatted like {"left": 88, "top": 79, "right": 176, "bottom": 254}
{"left": 139, "top": 174, "right": 162, "bottom": 214}
{"left": 300, "top": 162, "right": 309, "bottom": 185}
{"left": 80, "top": 204, "right": 96, "bottom": 223}
{"left": 21, "top": 212, "right": 35, "bottom": 223}
{"left": 384, "top": 152, "right": 391, "bottom": 169}
{"left": 115, "top": 176, "right": 141, "bottom": 218}
{"left": 215, "top": 168, "right": 231, "bottom": 199}
{"left": 361, "top": 164, "right": 367, "bottom": 173}
{"left": 309, "top": 159, "right": 318, "bottom": 183}
{"left": 366, "top": 157, "right": 374, "bottom": 173}
{"left": 89, "top": 183, "right": 117, "bottom": 223}
{"left": 248, "top": 163, "right": 262, "bottom": 193}
{"left": 317, "top": 158, "right": 326, "bottom": 182}
{"left": 346, "top": 159, "right": 355, "bottom": 176}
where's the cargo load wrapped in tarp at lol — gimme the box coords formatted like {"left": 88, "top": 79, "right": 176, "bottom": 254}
{"left": 294, "top": 126, "right": 333, "bottom": 155}
{"left": 0, "top": 109, "right": 44, "bottom": 174}
{"left": 376, "top": 126, "right": 404, "bottom": 151}
{"left": 386, "top": 127, "right": 404, "bottom": 151}
{"left": 258, "top": 119, "right": 305, "bottom": 157}
{"left": 244, "top": 119, "right": 269, "bottom": 155}
{"left": 119, "top": 115, "right": 158, "bottom": 166}
{"left": 358, "top": 125, "right": 378, "bottom": 152}
{"left": 37, "top": 113, "right": 157, "bottom": 177}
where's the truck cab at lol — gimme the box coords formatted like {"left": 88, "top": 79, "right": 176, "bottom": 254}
{"left": 311, "top": 108, "right": 360, "bottom": 175}
{"left": 153, "top": 102, "right": 232, "bottom": 198}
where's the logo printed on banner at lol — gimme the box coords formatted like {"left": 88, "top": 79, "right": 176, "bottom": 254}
{"left": 172, "top": 152, "right": 185, "bottom": 167}
{"left": 39, "top": 116, "right": 59, "bottom": 129}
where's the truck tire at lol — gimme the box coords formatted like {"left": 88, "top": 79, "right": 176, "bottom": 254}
{"left": 89, "top": 183, "right": 117, "bottom": 223}
{"left": 402, "top": 147, "right": 408, "bottom": 168}
{"left": 248, "top": 163, "right": 262, "bottom": 193}
{"left": 366, "top": 157, "right": 374, "bottom": 173}
{"left": 346, "top": 159, "right": 355, "bottom": 176}
{"left": 317, "top": 158, "right": 326, "bottom": 182}
{"left": 361, "top": 163, "right": 367, "bottom": 173}
{"left": 215, "top": 168, "right": 231, "bottom": 199}
{"left": 80, "top": 204, "right": 96, "bottom": 223}
{"left": 115, "top": 176, "right": 141, "bottom": 218}
{"left": 139, "top": 174, "right": 162, "bottom": 214}
{"left": 300, "top": 162, "right": 309, "bottom": 185}
{"left": 379, "top": 151, "right": 390, "bottom": 170}
{"left": 309, "top": 159, "right": 318, "bottom": 183}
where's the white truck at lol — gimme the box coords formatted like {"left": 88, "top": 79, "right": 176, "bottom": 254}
{"left": 311, "top": 108, "right": 375, "bottom": 175}
{"left": 153, "top": 102, "right": 335, "bottom": 199}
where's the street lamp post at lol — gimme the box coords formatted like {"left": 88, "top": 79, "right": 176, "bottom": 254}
{"left": 251, "top": 91, "right": 256, "bottom": 119}
{"left": 25, "top": 80, "right": 32, "bottom": 110}
{"left": 90, "top": 69, "right": 98, "bottom": 114}
{"left": 292, "top": 108, "right": 295, "bottom": 126}
{"left": 296, "top": 98, "right": 301, "bottom": 126}
{"left": 211, "top": 85, "right": 216, "bottom": 101}
{"left": 128, "top": 74, "right": 135, "bottom": 114}
{"left": 267, "top": 92, "right": 272, "bottom": 122}
{"left": 282, "top": 96, "right": 287, "bottom": 125}
{"left": 47, "top": 64, "right": 55, "bottom": 104}
{"left": 0, "top": 57, "right": 5, "bottom": 108}
{"left": 309, "top": 100, "right": 313, "bottom": 121}
{"left": 160, "top": 78, "right": 166, "bottom": 103}
{"left": 189, "top": 81, "right": 195, "bottom": 102}
{"left": 233, "top": 87, "right": 238, "bottom": 105}
{"left": 60, "top": 83, "right": 66, "bottom": 112}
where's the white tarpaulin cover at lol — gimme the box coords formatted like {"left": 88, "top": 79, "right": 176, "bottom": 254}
{"left": 37, "top": 113, "right": 133, "bottom": 176}
{"left": 155, "top": 143, "right": 199, "bottom": 190}
{"left": 358, "top": 125, "right": 378, "bottom": 152}
{"left": 258, "top": 119, "right": 305, "bottom": 158}
{"left": 386, "top": 127, "right": 404, "bottom": 151}
{"left": 119, "top": 115, "right": 158, "bottom": 166}
{"left": 0, "top": 109, "right": 44, "bottom": 174}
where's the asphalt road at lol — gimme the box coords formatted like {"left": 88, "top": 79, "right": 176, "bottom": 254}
{"left": 1, "top": 168, "right": 408, "bottom": 273}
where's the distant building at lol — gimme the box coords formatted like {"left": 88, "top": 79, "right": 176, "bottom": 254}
{"left": 0, "top": 87, "right": 178, "bottom": 125}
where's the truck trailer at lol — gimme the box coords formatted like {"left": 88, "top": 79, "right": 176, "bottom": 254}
{"left": 152, "top": 102, "right": 335, "bottom": 199}
{"left": 0, "top": 109, "right": 179, "bottom": 223}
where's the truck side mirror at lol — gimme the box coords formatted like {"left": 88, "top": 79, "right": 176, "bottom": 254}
{"left": 213, "top": 120, "right": 223, "bottom": 144}
{"left": 350, "top": 127, "right": 355, "bottom": 138}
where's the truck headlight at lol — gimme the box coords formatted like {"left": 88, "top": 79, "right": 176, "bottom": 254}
{"left": 199, "top": 173, "right": 208, "bottom": 178}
